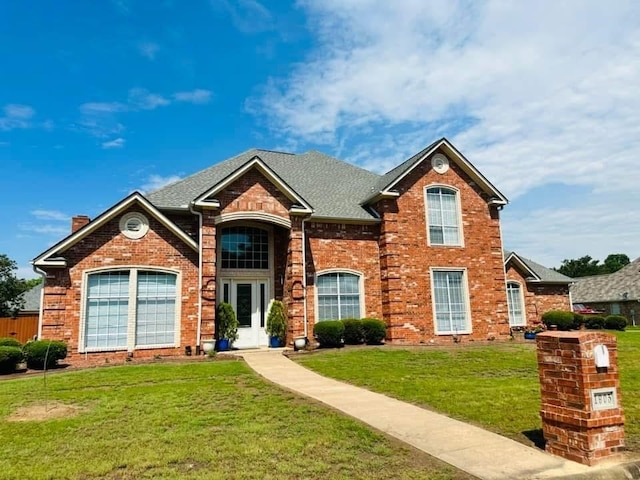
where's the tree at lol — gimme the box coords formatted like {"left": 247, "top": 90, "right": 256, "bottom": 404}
{"left": 24, "top": 277, "right": 42, "bottom": 289}
{"left": 602, "top": 253, "right": 630, "bottom": 274}
{"left": 555, "top": 253, "right": 631, "bottom": 278}
{"left": 555, "top": 255, "right": 601, "bottom": 278}
{"left": 0, "top": 254, "right": 29, "bottom": 317}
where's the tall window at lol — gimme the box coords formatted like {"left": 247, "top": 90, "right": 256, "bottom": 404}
{"left": 426, "top": 187, "right": 461, "bottom": 246}
{"left": 432, "top": 270, "right": 470, "bottom": 334}
{"left": 506, "top": 281, "right": 525, "bottom": 327}
{"left": 221, "top": 226, "right": 269, "bottom": 269}
{"left": 84, "top": 269, "right": 178, "bottom": 351}
{"left": 317, "top": 272, "right": 361, "bottom": 321}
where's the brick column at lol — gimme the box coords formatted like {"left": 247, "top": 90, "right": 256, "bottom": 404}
{"left": 377, "top": 199, "right": 404, "bottom": 340}
{"left": 537, "top": 331, "right": 624, "bottom": 465}
{"left": 284, "top": 216, "right": 304, "bottom": 343}
{"left": 200, "top": 210, "right": 217, "bottom": 343}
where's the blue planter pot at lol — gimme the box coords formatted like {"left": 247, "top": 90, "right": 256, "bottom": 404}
{"left": 269, "top": 336, "right": 284, "bottom": 348}
{"left": 524, "top": 332, "right": 536, "bottom": 340}
{"left": 216, "top": 338, "right": 230, "bottom": 351}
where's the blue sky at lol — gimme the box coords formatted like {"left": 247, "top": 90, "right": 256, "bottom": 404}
{"left": 2, "top": 1, "right": 640, "bottom": 279}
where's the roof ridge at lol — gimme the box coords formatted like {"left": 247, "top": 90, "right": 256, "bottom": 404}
{"left": 255, "top": 148, "right": 296, "bottom": 155}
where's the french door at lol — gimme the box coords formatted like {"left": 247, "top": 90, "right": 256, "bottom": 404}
{"left": 220, "top": 278, "right": 270, "bottom": 348}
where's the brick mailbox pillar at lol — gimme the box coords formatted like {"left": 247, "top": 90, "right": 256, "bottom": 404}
{"left": 536, "top": 331, "right": 624, "bottom": 465}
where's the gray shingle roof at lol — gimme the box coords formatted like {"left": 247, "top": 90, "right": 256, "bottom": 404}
{"left": 571, "top": 257, "right": 640, "bottom": 302}
{"left": 21, "top": 284, "right": 42, "bottom": 312}
{"left": 147, "top": 149, "right": 381, "bottom": 221}
{"left": 505, "top": 251, "right": 573, "bottom": 284}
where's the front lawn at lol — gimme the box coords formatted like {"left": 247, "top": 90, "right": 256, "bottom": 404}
{"left": 296, "top": 331, "right": 640, "bottom": 451}
{"left": 0, "top": 360, "right": 474, "bottom": 480}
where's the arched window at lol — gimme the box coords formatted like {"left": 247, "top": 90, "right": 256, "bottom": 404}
{"left": 506, "top": 281, "right": 525, "bottom": 326}
{"left": 425, "top": 186, "right": 462, "bottom": 246}
{"left": 83, "top": 269, "right": 178, "bottom": 351}
{"left": 220, "top": 226, "right": 269, "bottom": 269}
{"left": 316, "top": 272, "right": 362, "bottom": 321}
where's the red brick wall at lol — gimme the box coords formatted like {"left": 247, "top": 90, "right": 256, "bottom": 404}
{"left": 40, "top": 205, "right": 199, "bottom": 364}
{"left": 375, "top": 150, "right": 509, "bottom": 343}
{"left": 218, "top": 168, "right": 292, "bottom": 217}
{"left": 506, "top": 265, "right": 571, "bottom": 324}
{"left": 305, "top": 222, "right": 382, "bottom": 329}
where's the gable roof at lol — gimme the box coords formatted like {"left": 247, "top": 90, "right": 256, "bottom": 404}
{"left": 363, "top": 138, "right": 509, "bottom": 206}
{"left": 571, "top": 257, "right": 640, "bottom": 302}
{"left": 504, "top": 251, "right": 573, "bottom": 284}
{"left": 33, "top": 192, "right": 198, "bottom": 267}
{"left": 147, "top": 149, "right": 381, "bottom": 221}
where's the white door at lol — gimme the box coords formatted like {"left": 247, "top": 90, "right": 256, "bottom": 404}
{"left": 221, "top": 278, "right": 270, "bottom": 348}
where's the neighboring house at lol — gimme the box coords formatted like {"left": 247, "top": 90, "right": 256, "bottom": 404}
{"left": 504, "top": 251, "right": 573, "bottom": 327}
{"left": 570, "top": 258, "right": 640, "bottom": 325}
{"left": 32, "top": 137, "right": 567, "bottom": 364}
{"left": 0, "top": 284, "right": 41, "bottom": 342}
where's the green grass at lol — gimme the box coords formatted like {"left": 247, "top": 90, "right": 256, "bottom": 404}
{"left": 297, "top": 331, "right": 640, "bottom": 451}
{"left": 0, "top": 360, "right": 474, "bottom": 480}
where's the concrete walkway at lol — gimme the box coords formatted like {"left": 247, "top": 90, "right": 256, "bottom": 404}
{"left": 240, "top": 350, "right": 626, "bottom": 480}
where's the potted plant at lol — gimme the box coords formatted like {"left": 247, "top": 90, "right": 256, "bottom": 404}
{"left": 266, "top": 300, "right": 287, "bottom": 348}
{"left": 216, "top": 302, "right": 238, "bottom": 351}
{"left": 524, "top": 324, "right": 545, "bottom": 340}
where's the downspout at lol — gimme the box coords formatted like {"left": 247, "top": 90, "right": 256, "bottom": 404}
{"left": 568, "top": 285, "right": 574, "bottom": 311}
{"left": 189, "top": 202, "right": 204, "bottom": 350}
{"left": 31, "top": 264, "right": 47, "bottom": 340}
{"left": 301, "top": 217, "right": 308, "bottom": 339}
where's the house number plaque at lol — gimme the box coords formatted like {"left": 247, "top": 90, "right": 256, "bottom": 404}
{"left": 590, "top": 387, "right": 617, "bottom": 411}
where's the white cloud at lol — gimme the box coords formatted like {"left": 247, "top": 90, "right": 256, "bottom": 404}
{"left": 31, "top": 210, "right": 70, "bottom": 221}
{"left": 19, "top": 223, "right": 69, "bottom": 236}
{"left": 0, "top": 103, "right": 36, "bottom": 130}
{"left": 138, "top": 41, "right": 160, "bottom": 60}
{"left": 213, "top": 0, "right": 273, "bottom": 34}
{"left": 139, "top": 174, "right": 182, "bottom": 193}
{"left": 253, "top": 0, "right": 640, "bottom": 264}
{"left": 80, "top": 102, "right": 127, "bottom": 115}
{"left": 128, "top": 88, "right": 170, "bottom": 110}
{"left": 173, "top": 89, "right": 212, "bottom": 104}
{"left": 102, "top": 137, "right": 126, "bottom": 149}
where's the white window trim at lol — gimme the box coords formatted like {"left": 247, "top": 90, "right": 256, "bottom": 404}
{"left": 315, "top": 269, "right": 365, "bottom": 322}
{"left": 430, "top": 267, "right": 472, "bottom": 335}
{"left": 79, "top": 266, "right": 182, "bottom": 353}
{"left": 506, "top": 281, "right": 526, "bottom": 327}
{"left": 119, "top": 212, "right": 150, "bottom": 240}
{"left": 424, "top": 184, "right": 465, "bottom": 248}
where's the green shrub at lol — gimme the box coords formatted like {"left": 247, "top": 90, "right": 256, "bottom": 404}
{"left": 0, "top": 337, "right": 22, "bottom": 348}
{"left": 0, "top": 346, "right": 23, "bottom": 374}
{"left": 314, "top": 320, "right": 344, "bottom": 348}
{"left": 266, "top": 300, "right": 287, "bottom": 342}
{"left": 216, "top": 302, "right": 238, "bottom": 342}
{"left": 571, "top": 313, "right": 585, "bottom": 330}
{"left": 22, "top": 340, "right": 68, "bottom": 370}
{"left": 541, "top": 310, "right": 575, "bottom": 331}
{"left": 604, "top": 315, "right": 628, "bottom": 331}
{"left": 361, "top": 318, "right": 386, "bottom": 345}
{"left": 585, "top": 316, "right": 605, "bottom": 329}
{"left": 341, "top": 318, "right": 364, "bottom": 345}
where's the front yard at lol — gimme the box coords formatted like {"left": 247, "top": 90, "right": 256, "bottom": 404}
{"left": 296, "top": 329, "right": 640, "bottom": 451}
{"left": 0, "top": 360, "right": 473, "bottom": 480}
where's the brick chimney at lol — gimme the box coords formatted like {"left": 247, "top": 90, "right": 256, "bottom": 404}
{"left": 71, "top": 215, "right": 90, "bottom": 233}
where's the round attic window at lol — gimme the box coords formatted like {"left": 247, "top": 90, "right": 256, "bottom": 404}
{"left": 431, "top": 154, "right": 449, "bottom": 174}
{"left": 119, "top": 212, "right": 149, "bottom": 239}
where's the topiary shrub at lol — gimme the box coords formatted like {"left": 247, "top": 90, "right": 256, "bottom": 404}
{"left": 22, "top": 340, "right": 68, "bottom": 370}
{"left": 266, "top": 300, "right": 287, "bottom": 343}
{"left": 0, "top": 346, "right": 23, "bottom": 374}
{"left": 314, "top": 320, "right": 344, "bottom": 348}
{"left": 585, "top": 315, "right": 605, "bottom": 329}
{"left": 361, "top": 318, "right": 386, "bottom": 345}
{"left": 0, "top": 337, "right": 22, "bottom": 348}
{"left": 216, "top": 302, "right": 238, "bottom": 343}
{"left": 541, "top": 310, "right": 575, "bottom": 331}
{"left": 341, "top": 318, "right": 364, "bottom": 345}
{"left": 604, "top": 315, "right": 628, "bottom": 331}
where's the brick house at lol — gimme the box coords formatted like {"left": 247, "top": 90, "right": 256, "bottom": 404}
{"left": 32, "top": 138, "right": 569, "bottom": 363}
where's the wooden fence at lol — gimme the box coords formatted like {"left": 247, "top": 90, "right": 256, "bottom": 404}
{"left": 0, "top": 315, "right": 39, "bottom": 343}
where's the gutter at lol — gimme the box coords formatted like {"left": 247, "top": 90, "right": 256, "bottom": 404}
{"left": 189, "top": 202, "right": 204, "bottom": 351}
{"left": 31, "top": 264, "right": 47, "bottom": 340}
{"left": 302, "top": 218, "right": 308, "bottom": 339}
